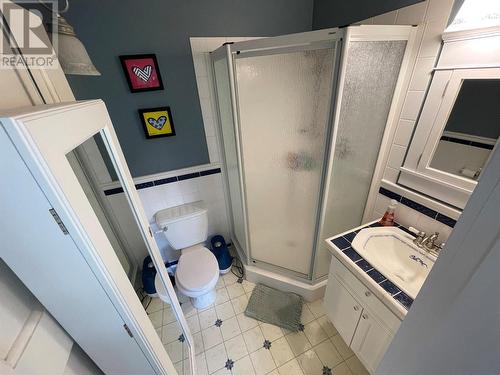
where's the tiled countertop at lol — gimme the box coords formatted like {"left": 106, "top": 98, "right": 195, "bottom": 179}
{"left": 325, "top": 220, "right": 417, "bottom": 320}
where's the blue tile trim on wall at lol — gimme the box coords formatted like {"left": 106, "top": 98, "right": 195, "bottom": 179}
{"left": 103, "top": 167, "right": 222, "bottom": 196}
{"left": 330, "top": 221, "right": 415, "bottom": 310}
{"left": 379, "top": 187, "right": 457, "bottom": 228}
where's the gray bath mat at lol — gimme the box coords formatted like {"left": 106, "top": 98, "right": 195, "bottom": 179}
{"left": 245, "top": 283, "right": 303, "bottom": 332}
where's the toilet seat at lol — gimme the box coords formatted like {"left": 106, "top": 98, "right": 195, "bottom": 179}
{"left": 175, "top": 245, "right": 219, "bottom": 295}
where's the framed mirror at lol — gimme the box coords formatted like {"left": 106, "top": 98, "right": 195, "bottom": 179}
{"left": 400, "top": 67, "right": 500, "bottom": 208}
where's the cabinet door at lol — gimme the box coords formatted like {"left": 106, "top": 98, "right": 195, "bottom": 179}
{"left": 324, "top": 276, "right": 362, "bottom": 345}
{"left": 351, "top": 310, "right": 393, "bottom": 373}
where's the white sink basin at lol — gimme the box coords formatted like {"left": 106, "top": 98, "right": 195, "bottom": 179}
{"left": 352, "top": 227, "right": 436, "bottom": 299}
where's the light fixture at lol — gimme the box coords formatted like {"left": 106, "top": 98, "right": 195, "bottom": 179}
{"left": 42, "top": 0, "right": 100, "bottom": 76}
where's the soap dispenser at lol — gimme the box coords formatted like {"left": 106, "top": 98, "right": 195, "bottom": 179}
{"left": 379, "top": 199, "right": 398, "bottom": 226}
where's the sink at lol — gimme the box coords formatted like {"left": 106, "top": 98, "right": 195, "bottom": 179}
{"left": 351, "top": 227, "right": 436, "bottom": 299}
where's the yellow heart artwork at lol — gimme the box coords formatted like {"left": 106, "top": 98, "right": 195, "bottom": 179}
{"left": 138, "top": 107, "right": 176, "bottom": 139}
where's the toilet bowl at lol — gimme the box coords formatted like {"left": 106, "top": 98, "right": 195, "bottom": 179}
{"left": 154, "top": 201, "right": 220, "bottom": 309}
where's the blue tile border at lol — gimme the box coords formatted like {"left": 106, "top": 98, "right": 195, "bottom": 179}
{"left": 330, "top": 221, "right": 416, "bottom": 310}
{"left": 379, "top": 187, "right": 457, "bottom": 228}
{"left": 103, "top": 167, "right": 222, "bottom": 196}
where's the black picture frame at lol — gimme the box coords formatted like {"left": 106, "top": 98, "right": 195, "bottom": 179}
{"left": 119, "top": 54, "right": 164, "bottom": 93}
{"left": 138, "top": 106, "right": 176, "bottom": 139}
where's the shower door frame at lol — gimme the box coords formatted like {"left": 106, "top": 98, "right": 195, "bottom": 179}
{"left": 211, "top": 28, "right": 345, "bottom": 281}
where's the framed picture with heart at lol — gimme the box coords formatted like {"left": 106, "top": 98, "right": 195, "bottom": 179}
{"left": 138, "top": 106, "right": 176, "bottom": 139}
{"left": 120, "top": 54, "right": 164, "bottom": 93}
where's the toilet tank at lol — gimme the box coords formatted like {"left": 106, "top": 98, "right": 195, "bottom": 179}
{"left": 154, "top": 201, "right": 208, "bottom": 249}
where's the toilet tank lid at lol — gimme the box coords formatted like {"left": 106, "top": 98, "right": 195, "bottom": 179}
{"left": 155, "top": 201, "right": 207, "bottom": 226}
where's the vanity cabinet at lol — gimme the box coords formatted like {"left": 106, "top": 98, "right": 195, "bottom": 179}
{"left": 324, "top": 256, "right": 401, "bottom": 373}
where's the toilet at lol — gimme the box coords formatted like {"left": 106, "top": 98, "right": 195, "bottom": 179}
{"left": 154, "top": 201, "right": 220, "bottom": 309}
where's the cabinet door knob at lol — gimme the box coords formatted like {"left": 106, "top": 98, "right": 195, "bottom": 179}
{"left": 365, "top": 291, "right": 371, "bottom": 297}
{"left": 353, "top": 305, "right": 360, "bottom": 311}
{"left": 362, "top": 314, "right": 368, "bottom": 320}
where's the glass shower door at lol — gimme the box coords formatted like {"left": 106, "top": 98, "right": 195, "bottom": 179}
{"left": 234, "top": 46, "right": 338, "bottom": 276}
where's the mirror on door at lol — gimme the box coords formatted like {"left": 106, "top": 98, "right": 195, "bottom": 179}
{"left": 429, "top": 79, "right": 500, "bottom": 180}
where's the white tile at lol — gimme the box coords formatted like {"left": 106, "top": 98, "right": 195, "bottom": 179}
{"left": 395, "top": 204, "right": 420, "bottom": 229}
{"left": 174, "top": 360, "right": 184, "bottom": 375}
{"left": 215, "top": 277, "right": 225, "bottom": 290}
{"left": 227, "top": 283, "right": 245, "bottom": 299}
{"left": 269, "top": 337, "right": 294, "bottom": 367}
{"left": 237, "top": 313, "right": 259, "bottom": 332}
{"left": 216, "top": 301, "right": 235, "bottom": 320}
{"left": 162, "top": 321, "right": 182, "bottom": 344}
{"left": 146, "top": 297, "right": 164, "bottom": 314}
{"left": 221, "top": 316, "right": 241, "bottom": 341}
{"left": 317, "top": 315, "right": 338, "bottom": 338}
{"left": 224, "top": 334, "right": 249, "bottom": 361}
{"left": 401, "top": 91, "right": 425, "bottom": 121}
{"left": 372, "top": 10, "right": 397, "bottom": 25}
{"left": 181, "top": 300, "right": 198, "bottom": 318}
{"left": 419, "top": 18, "right": 447, "bottom": 58}
{"left": 250, "top": 347, "right": 276, "bottom": 375}
{"left": 394, "top": 119, "right": 415, "bottom": 146}
{"left": 374, "top": 194, "right": 391, "bottom": 215}
{"left": 200, "top": 307, "right": 218, "bottom": 330}
{"left": 307, "top": 299, "right": 326, "bottom": 318}
{"left": 438, "top": 223, "right": 453, "bottom": 242}
{"left": 410, "top": 57, "right": 435, "bottom": 91}
{"left": 330, "top": 335, "right": 354, "bottom": 360}
{"left": 260, "top": 322, "right": 284, "bottom": 342}
{"left": 207, "top": 136, "right": 221, "bottom": 164}
{"left": 395, "top": 2, "right": 427, "bottom": 25}
{"left": 296, "top": 349, "right": 323, "bottom": 375}
{"left": 213, "top": 367, "right": 231, "bottom": 375}
{"left": 242, "top": 280, "right": 256, "bottom": 294}
{"left": 187, "top": 314, "right": 201, "bottom": 334}
{"left": 314, "top": 340, "right": 343, "bottom": 368}
{"left": 165, "top": 340, "right": 183, "bottom": 363}
{"left": 346, "top": 356, "right": 370, "bottom": 375}
{"left": 426, "top": 0, "right": 454, "bottom": 22}
{"left": 416, "top": 212, "right": 441, "bottom": 235}
{"left": 216, "top": 288, "right": 230, "bottom": 305}
{"left": 202, "top": 325, "right": 223, "bottom": 350}
{"left": 303, "top": 321, "right": 328, "bottom": 346}
{"left": 148, "top": 309, "right": 163, "bottom": 328}
{"left": 331, "top": 362, "right": 353, "bottom": 375}
{"left": 387, "top": 144, "right": 407, "bottom": 169}
{"left": 222, "top": 272, "right": 239, "bottom": 286}
{"left": 163, "top": 305, "right": 178, "bottom": 325}
{"left": 197, "top": 77, "right": 211, "bottom": 99}
{"left": 277, "top": 358, "right": 304, "bottom": 375}
{"left": 196, "top": 352, "right": 209, "bottom": 375}
{"left": 300, "top": 304, "right": 315, "bottom": 324}
{"left": 194, "top": 331, "right": 204, "bottom": 354}
{"left": 205, "top": 343, "right": 228, "bottom": 374}
{"left": 285, "top": 331, "right": 311, "bottom": 357}
{"left": 242, "top": 325, "right": 265, "bottom": 353}
{"left": 232, "top": 356, "right": 256, "bottom": 375}
{"left": 231, "top": 294, "right": 249, "bottom": 315}
{"left": 382, "top": 167, "right": 399, "bottom": 184}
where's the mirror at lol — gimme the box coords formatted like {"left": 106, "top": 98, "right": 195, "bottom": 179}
{"left": 429, "top": 79, "right": 500, "bottom": 180}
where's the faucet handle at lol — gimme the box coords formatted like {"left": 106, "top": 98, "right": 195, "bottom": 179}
{"left": 408, "top": 226, "right": 425, "bottom": 237}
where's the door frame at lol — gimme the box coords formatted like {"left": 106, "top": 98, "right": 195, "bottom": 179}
{"left": 1, "top": 100, "right": 194, "bottom": 374}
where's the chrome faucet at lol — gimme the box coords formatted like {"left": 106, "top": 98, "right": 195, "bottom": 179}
{"left": 409, "top": 227, "right": 444, "bottom": 256}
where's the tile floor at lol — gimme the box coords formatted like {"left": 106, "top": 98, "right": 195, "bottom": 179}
{"left": 145, "top": 272, "right": 369, "bottom": 375}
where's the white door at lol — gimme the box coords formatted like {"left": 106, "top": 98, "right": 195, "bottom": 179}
{"left": 324, "top": 276, "right": 362, "bottom": 345}
{"left": 1, "top": 100, "right": 194, "bottom": 374}
{"left": 350, "top": 310, "right": 393, "bottom": 373}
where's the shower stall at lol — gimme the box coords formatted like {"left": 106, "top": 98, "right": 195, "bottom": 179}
{"left": 211, "top": 26, "right": 416, "bottom": 289}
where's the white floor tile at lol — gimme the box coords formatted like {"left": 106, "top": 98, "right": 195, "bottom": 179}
{"left": 174, "top": 360, "right": 184, "bottom": 375}
{"left": 314, "top": 340, "right": 343, "bottom": 369}
{"left": 250, "top": 347, "right": 276, "bottom": 375}
{"left": 199, "top": 307, "right": 218, "bottom": 330}
{"left": 216, "top": 288, "right": 230, "bottom": 305}
{"left": 196, "top": 352, "right": 209, "bottom": 375}
{"left": 205, "top": 343, "right": 228, "bottom": 374}
{"left": 242, "top": 280, "right": 256, "bottom": 295}
{"left": 243, "top": 326, "right": 265, "bottom": 353}
{"left": 162, "top": 321, "right": 182, "bottom": 344}
{"left": 268, "top": 370, "right": 279, "bottom": 375}
{"left": 220, "top": 316, "right": 241, "bottom": 341}
{"left": 269, "top": 337, "right": 294, "bottom": 367}
{"left": 231, "top": 294, "right": 249, "bottom": 315}
{"left": 300, "top": 304, "right": 315, "bottom": 325}
{"left": 346, "top": 356, "right": 369, "bottom": 375}
{"left": 193, "top": 331, "right": 204, "bottom": 354}
{"left": 216, "top": 301, "right": 235, "bottom": 320}
{"left": 307, "top": 299, "right": 326, "bottom": 318}
{"left": 215, "top": 277, "right": 225, "bottom": 290}
{"left": 187, "top": 314, "right": 201, "bottom": 334}
{"left": 303, "top": 321, "right": 328, "bottom": 346}
{"left": 237, "top": 313, "right": 259, "bottom": 332}
{"left": 202, "top": 325, "right": 223, "bottom": 350}
{"left": 146, "top": 297, "right": 164, "bottom": 314}
{"left": 260, "top": 322, "right": 284, "bottom": 342}
{"left": 331, "top": 362, "right": 353, "bottom": 375}
{"left": 213, "top": 367, "right": 231, "bottom": 375}
{"left": 163, "top": 306, "right": 177, "bottom": 325}
{"left": 317, "top": 315, "right": 337, "bottom": 337}
{"left": 232, "top": 356, "right": 256, "bottom": 375}
{"left": 296, "top": 349, "right": 323, "bottom": 375}
{"left": 182, "top": 300, "right": 198, "bottom": 318}
{"left": 330, "top": 335, "right": 354, "bottom": 360}
{"left": 277, "top": 359, "right": 304, "bottom": 375}
{"left": 148, "top": 309, "right": 163, "bottom": 328}
{"left": 222, "top": 272, "right": 239, "bottom": 286}
{"left": 165, "top": 340, "right": 183, "bottom": 363}
{"left": 285, "top": 331, "right": 311, "bottom": 357}
{"left": 227, "top": 283, "right": 245, "bottom": 299}
{"left": 224, "top": 334, "right": 249, "bottom": 361}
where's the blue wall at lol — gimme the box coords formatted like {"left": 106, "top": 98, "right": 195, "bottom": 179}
{"left": 65, "top": 0, "right": 313, "bottom": 177}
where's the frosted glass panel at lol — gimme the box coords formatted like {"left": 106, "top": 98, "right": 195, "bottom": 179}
{"left": 236, "top": 48, "right": 335, "bottom": 275}
{"left": 315, "top": 40, "right": 407, "bottom": 278}
{"left": 213, "top": 57, "right": 247, "bottom": 254}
